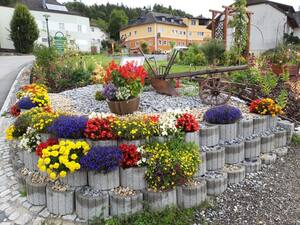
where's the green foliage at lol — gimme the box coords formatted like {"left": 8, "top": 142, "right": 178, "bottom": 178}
{"left": 91, "top": 18, "right": 108, "bottom": 32}
{"left": 180, "top": 44, "right": 206, "bottom": 66}
{"left": 284, "top": 33, "right": 300, "bottom": 45}
{"left": 169, "top": 41, "right": 176, "bottom": 49}
{"left": 108, "top": 9, "right": 128, "bottom": 40}
{"left": 257, "top": 72, "right": 278, "bottom": 96}
{"left": 292, "top": 134, "right": 300, "bottom": 146}
{"left": 95, "top": 91, "right": 106, "bottom": 101}
{"left": 276, "top": 89, "right": 288, "bottom": 109}
{"left": 224, "top": 48, "right": 247, "bottom": 65}
{"left": 33, "top": 44, "right": 59, "bottom": 69}
{"left": 200, "top": 39, "right": 225, "bottom": 65}
{"left": 0, "top": 0, "right": 13, "bottom": 6}
{"left": 141, "top": 42, "right": 149, "bottom": 54}
{"left": 229, "top": 0, "right": 248, "bottom": 56}
{"left": 263, "top": 43, "right": 299, "bottom": 65}
{"left": 10, "top": 4, "right": 39, "bottom": 53}
{"left": 20, "top": 190, "right": 27, "bottom": 197}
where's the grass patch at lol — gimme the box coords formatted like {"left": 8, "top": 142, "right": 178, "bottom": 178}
{"left": 90, "top": 201, "right": 213, "bottom": 225}
{"left": 292, "top": 134, "right": 300, "bottom": 146}
{"left": 20, "top": 190, "right": 27, "bottom": 197}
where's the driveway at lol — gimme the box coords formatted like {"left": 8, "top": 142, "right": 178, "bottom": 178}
{"left": 0, "top": 55, "right": 34, "bottom": 110}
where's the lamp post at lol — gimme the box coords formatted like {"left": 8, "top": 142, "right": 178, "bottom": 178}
{"left": 43, "top": 14, "right": 51, "bottom": 47}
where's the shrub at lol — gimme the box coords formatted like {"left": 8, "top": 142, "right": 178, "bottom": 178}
{"left": 204, "top": 105, "right": 242, "bottom": 124}
{"left": 37, "top": 140, "right": 90, "bottom": 180}
{"left": 84, "top": 117, "right": 116, "bottom": 140}
{"left": 47, "top": 115, "right": 88, "bottom": 139}
{"left": 200, "top": 39, "right": 225, "bottom": 65}
{"left": 249, "top": 98, "right": 283, "bottom": 116}
{"left": 10, "top": 4, "right": 39, "bottom": 53}
{"left": 292, "top": 134, "right": 300, "bottom": 146}
{"left": 95, "top": 91, "right": 106, "bottom": 101}
{"left": 80, "top": 146, "right": 122, "bottom": 173}
{"left": 180, "top": 44, "right": 206, "bottom": 66}
{"left": 141, "top": 42, "right": 149, "bottom": 54}
{"left": 176, "top": 113, "right": 199, "bottom": 133}
{"left": 17, "top": 97, "right": 37, "bottom": 109}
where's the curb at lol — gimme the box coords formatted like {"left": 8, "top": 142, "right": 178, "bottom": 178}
{"left": 0, "top": 62, "right": 32, "bottom": 116}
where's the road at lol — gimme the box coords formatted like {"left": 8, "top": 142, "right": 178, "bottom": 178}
{"left": 0, "top": 55, "right": 34, "bottom": 111}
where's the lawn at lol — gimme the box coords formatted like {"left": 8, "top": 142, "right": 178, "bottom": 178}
{"left": 84, "top": 53, "right": 204, "bottom": 74}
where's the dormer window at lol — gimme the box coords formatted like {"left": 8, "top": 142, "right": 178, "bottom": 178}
{"left": 161, "top": 17, "right": 166, "bottom": 22}
{"left": 191, "top": 20, "right": 196, "bottom": 25}
{"left": 171, "top": 19, "right": 174, "bottom": 23}
{"left": 179, "top": 20, "right": 183, "bottom": 24}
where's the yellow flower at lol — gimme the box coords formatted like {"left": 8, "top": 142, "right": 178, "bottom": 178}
{"left": 70, "top": 154, "right": 77, "bottom": 160}
{"left": 59, "top": 171, "right": 67, "bottom": 178}
{"left": 50, "top": 172, "right": 57, "bottom": 180}
{"left": 53, "top": 163, "right": 60, "bottom": 169}
{"left": 51, "top": 151, "right": 59, "bottom": 157}
{"left": 44, "top": 158, "right": 51, "bottom": 165}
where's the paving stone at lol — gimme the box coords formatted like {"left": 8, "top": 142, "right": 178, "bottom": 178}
{"left": 14, "top": 213, "right": 32, "bottom": 225}
{"left": 0, "top": 211, "right": 6, "bottom": 222}
{"left": 32, "top": 217, "right": 44, "bottom": 225}
{"left": 4, "top": 207, "right": 14, "bottom": 217}
{"left": 61, "top": 214, "right": 77, "bottom": 221}
{"left": 8, "top": 211, "right": 19, "bottom": 221}
{"left": 0, "top": 204, "right": 9, "bottom": 212}
{"left": 0, "top": 190, "right": 10, "bottom": 198}
{"left": 0, "top": 222, "right": 14, "bottom": 225}
{"left": 30, "top": 206, "right": 44, "bottom": 214}
{"left": 39, "top": 208, "right": 50, "bottom": 218}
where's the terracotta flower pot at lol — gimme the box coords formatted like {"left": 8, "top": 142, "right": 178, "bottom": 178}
{"left": 271, "top": 64, "right": 299, "bottom": 76}
{"left": 107, "top": 97, "right": 140, "bottom": 115}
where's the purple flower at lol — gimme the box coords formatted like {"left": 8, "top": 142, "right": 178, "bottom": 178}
{"left": 17, "top": 97, "right": 36, "bottom": 109}
{"left": 47, "top": 115, "right": 88, "bottom": 139}
{"left": 204, "top": 105, "right": 242, "bottom": 124}
{"left": 80, "top": 146, "right": 122, "bottom": 173}
{"left": 102, "top": 83, "right": 117, "bottom": 100}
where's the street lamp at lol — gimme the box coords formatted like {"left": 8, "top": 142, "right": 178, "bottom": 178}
{"left": 43, "top": 14, "right": 51, "bottom": 47}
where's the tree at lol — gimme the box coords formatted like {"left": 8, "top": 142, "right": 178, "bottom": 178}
{"left": 108, "top": 9, "right": 128, "bottom": 41}
{"left": 0, "top": 0, "right": 11, "bottom": 6}
{"left": 10, "top": 4, "right": 39, "bottom": 53}
{"left": 141, "top": 42, "right": 149, "bottom": 54}
{"left": 91, "top": 18, "right": 108, "bottom": 32}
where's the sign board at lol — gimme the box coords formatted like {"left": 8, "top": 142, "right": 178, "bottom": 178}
{"left": 54, "top": 32, "right": 66, "bottom": 53}
{"left": 120, "top": 57, "right": 145, "bottom": 66}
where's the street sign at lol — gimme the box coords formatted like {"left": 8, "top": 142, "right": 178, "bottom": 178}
{"left": 54, "top": 32, "right": 66, "bottom": 53}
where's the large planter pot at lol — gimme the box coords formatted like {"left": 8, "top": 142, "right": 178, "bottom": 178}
{"left": 218, "top": 123, "right": 237, "bottom": 142}
{"left": 261, "top": 133, "right": 275, "bottom": 153}
{"left": 61, "top": 170, "right": 88, "bottom": 187}
{"left": 75, "top": 188, "right": 109, "bottom": 220}
{"left": 120, "top": 167, "right": 146, "bottom": 190}
{"left": 274, "top": 130, "right": 287, "bottom": 148}
{"left": 224, "top": 141, "right": 245, "bottom": 164}
{"left": 23, "top": 151, "right": 39, "bottom": 171}
{"left": 143, "top": 189, "right": 177, "bottom": 210}
{"left": 177, "top": 179, "right": 207, "bottom": 209}
{"left": 86, "top": 139, "right": 118, "bottom": 148}
{"left": 88, "top": 169, "right": 119, "bottom": 190}
{"left": 244, "top": 137, "right": 261, "bottom": 160}
{"left": 107, "top": 97, "right": 140, "bottom": 115}
{"left": 16, "top": 168, "right": 27, "bottom": 193}
{"left": 194, "top": 151, "right": 206, "bottom": 177}
{"left": 204, "top": 171, "right": 227, "bottom": 196}
{"left": 271, "top": 64, "right": 299, "bottom": 76}
{"left": 199, "top": 124, "right": 219, "bottom": 147}
{"left": 237, "top": 118, "right": 253, "bottom": 138}
{"left": 243, "top": 158, "right": 262, "bottom": 174}
{"left": 277, "top": 120, "right": 295, "bottom": 144}
{"left": 151, "top": 136, "right": 171, "bottom": 143}
{"left": 46, "top": 186, "right": 75, "bottom": 215}
{"left": 118, "top": 139, "right": 145, "bottom": 147}
{"left": 266, "top": 116, "right": 278, "bottom": 129}
{"left": 223, "top": 164, "right": 245, "bottom": 184}
{"left": 253, "top": 115, "right": 268, "bottom": 134}
{"left": 205, "top": 146, "right": 225, "bottom": 171}
{"left": 110, "top": 191, "right": 143, "bottom": 216}
{"left": 184, "top": 131, "right": 200, "bottom": 146}
{"left": 26, "top": 177, "right": 47, "bottom": 206}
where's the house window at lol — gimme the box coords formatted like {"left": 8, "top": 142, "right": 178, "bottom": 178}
{"left": 97, "top": 39, "right": 101, "bottom": 43}
{"left": 162, "top": 17, "right": 165, "bottom": 22}
{"left": 78, "top": 25, "right": 82, "bottom": 32}
{"left": 135, "top": 41, "right": 139, "bottom": 47}
{"left": 129, "top": 32, "right": 131, "bottom": 36}
{"left": 147, "top": 27, "right": 152, "bottom": 32}
{"left": 183, "top": 31, "right": 186, "bottom": 35}
{"left": 171, "top": 19, "right": 174, "bottom": 23}
{"left": 172, "top": 29, "right": 175, "bottom": 34}
{"left": 163, "top": 40, "right": 167, "bottom": 45}
{"left": 191, "top": 20, "right": 196, "bottom": 25}
{"left": 159, "top": 28, "right": 164, "bottom": 33}
{"left": 189, "top": 32, "right": 192, "bottom": 36}
{"left": 42, "top": 37, "right": 48, "bottom": 43}
{"left": 91, "top": 27, "right": 94, "bottom": 32}
{"left": 59, "top": 23, "right": 65, "bottom": 31}
{"left": 159, "top": 40, "right": 162, "bottom": 46}
{"left": 197, "top": 32, "right": 204, "bottom": 37}
{"left": 179, "top": 31, "right": 183, "bottom": 35}
{"left": 134, "top": 31, "right": 137, "bottom": 35}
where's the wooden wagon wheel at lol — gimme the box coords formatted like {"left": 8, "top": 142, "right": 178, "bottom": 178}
{"left": 199, "top": 77, "right": 232, "bottom": 105}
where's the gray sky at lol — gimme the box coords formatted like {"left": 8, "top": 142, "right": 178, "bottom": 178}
{"left": 59, "top": 0, "right": 300, "bottom": 17}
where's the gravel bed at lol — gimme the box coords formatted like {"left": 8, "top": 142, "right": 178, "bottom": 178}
{"left": 196, "top": 146, "right": 300, "bottom": 225}
{"left": 49, "top": 84, "right": 249, "bottom": 116}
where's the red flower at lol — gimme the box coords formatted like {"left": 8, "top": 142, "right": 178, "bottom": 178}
{"left": 249, "top": 99, "right": 262, "bottom": 113}
{"left": 36, "top": 138, "right": 59, "bottom": 157}
{"left": 176, "top": 113, "right": 199, "bottom": 132}
{"left": 10, "top": 104, "right": 20, "bottom": 117}
{"left": 84, "top": 117, "right": 116, "bottom": 140}
{"left": 119, "top": 144, "right": 141, "bottom": 168}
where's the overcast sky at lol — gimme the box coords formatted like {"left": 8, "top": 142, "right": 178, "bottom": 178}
{"left": 59, "top": 0, "right": 300, "bottom": 17}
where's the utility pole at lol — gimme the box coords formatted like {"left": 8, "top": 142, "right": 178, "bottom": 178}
{"left": 43, "top": 14, "right": 51, "bottom": 47}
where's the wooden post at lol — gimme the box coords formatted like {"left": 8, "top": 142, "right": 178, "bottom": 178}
{"left": 224, "top": 7, "right": 229, "bottom": 50}
{"left": 246, "top": 13, "right": 252, "bottom": 57}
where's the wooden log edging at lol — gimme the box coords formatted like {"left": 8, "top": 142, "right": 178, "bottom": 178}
{"left": 237, "top": 118, "right": 253, "bottom": 138}
{"left": 224, "top": 141, "right": 245, "bottom": 164}
{"left": 261, "top": 133, "right": 275, "bottom": 153}
{"left": 204, "top": 171, "right": 228, "bottom": 196}
{"left": 120, "top": 167, "right": 146, "bottom": 190}
{"left": 177, "top": 179, "right": 207, "bottom": 209}
{"left": 26, "top": 177, "right": 47, "bottom": 206}
{"left": 261, "top": 153, "right": 277, "bottom": 165}
{"left": 75, "top": 188, "right": 109, "bottom": 220}
{"left": 223, "top": 165, "right": 245, "bottom": 184}
{"left": 143, "top": 189, "right": 177, "bottom": 211}
{"left": 46, "top": 186, "right": 75, "bottom": 215}
{"left": 244, "top": 137, "right": 261, "bottom": 160}
{"left": 88, "top": 169, "right": 120, "bottom": 190}
{"left": 110, "top": 191, "right": 143, "bottom": 216}
{"left": 243, "top": 158, "right": 262, "bottom": 174}
{"left": 61, "top": 170, "right": 88, "bottom": 187}
{"left": 199, "top": 125, "right": 219, "bottom": 147}
{"left": 205, "top": 146, "right": 225, "bottom": 171}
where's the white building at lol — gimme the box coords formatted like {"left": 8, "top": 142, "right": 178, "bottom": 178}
{"left": 0, "top": 0, "right": 91, "bottom": 52}
{"left": 90, "top": 26, "right": 108, "bottom": 53}
{"left": 210, "top": 0, "right": 300, "bottom": 54}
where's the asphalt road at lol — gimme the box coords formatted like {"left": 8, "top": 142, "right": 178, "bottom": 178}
{"left": 0, "top": 55, "right": 34, "bottom": 111}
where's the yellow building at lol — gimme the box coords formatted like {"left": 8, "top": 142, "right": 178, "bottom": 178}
{"left": 120, "top": 12, "right": 211, "bottom": 53}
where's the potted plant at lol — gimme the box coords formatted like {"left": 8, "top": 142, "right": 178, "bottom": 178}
{"left": 101, "top": 61, "right": 147, "bottom": 115}
{"left": 84, "top": 115, "right": 117, "bottom": 147}
{"left": 154, "top": 111, "right": 179, "bottom": 142}
{"left": 37, "top": 139, "right": 90, "bottom": 186}
{"left": 119, "top": 144, "right": 147, "bottom": 190}
{"left": 204, "top": 105, "right": 242, "bottom": 142}
{"left": 80, "top": 146, "right": 122, "bottom": 190}
{"left": 26, "top": 172, "right": 48, "bottom": 206}
{"left": 175, "top": 113, "right": 200, "bottom": 145}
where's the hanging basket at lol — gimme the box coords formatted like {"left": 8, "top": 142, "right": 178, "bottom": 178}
{"left": 107, "top": 97, "right": 140, "bottom": 115}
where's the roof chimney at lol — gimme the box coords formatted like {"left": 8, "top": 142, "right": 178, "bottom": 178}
{"left": 42, "top": 0, "right": 46, "bottom": 9}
